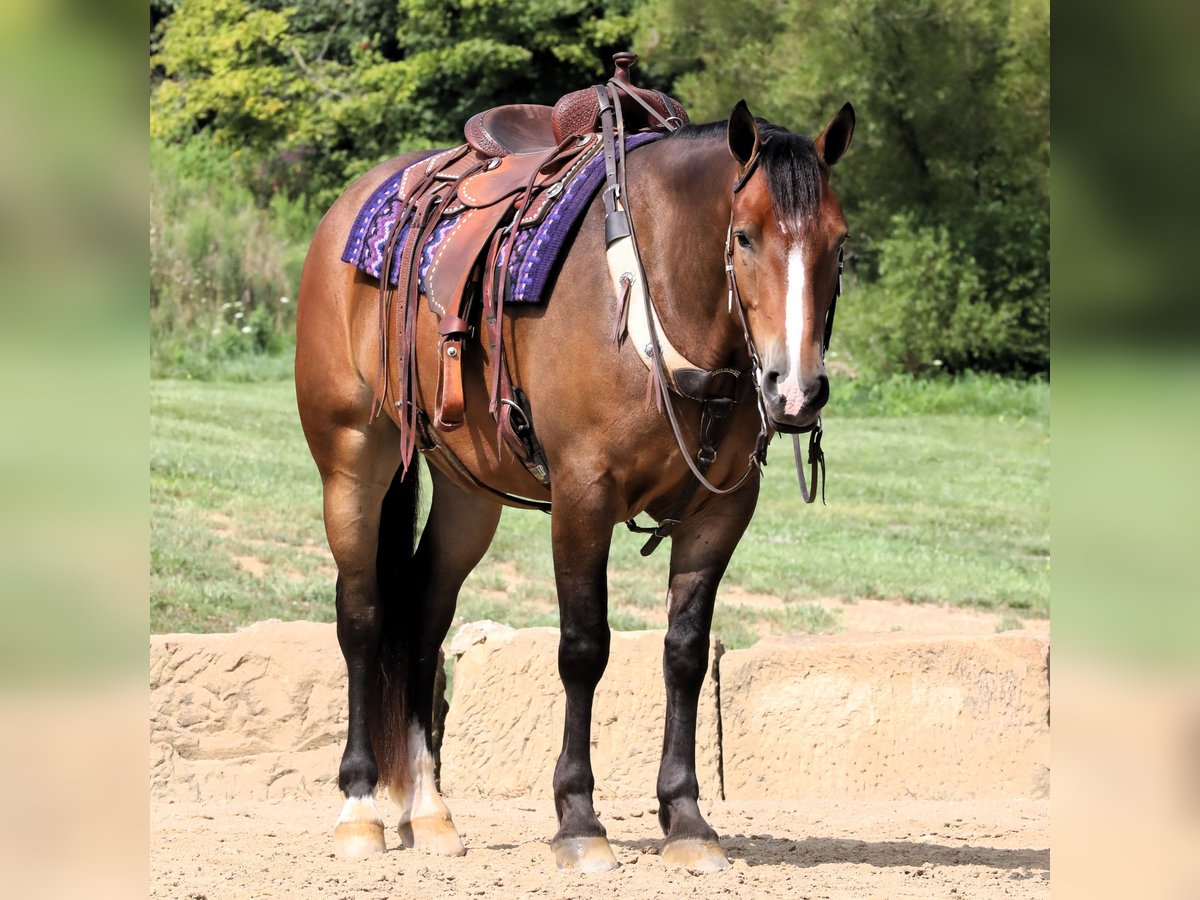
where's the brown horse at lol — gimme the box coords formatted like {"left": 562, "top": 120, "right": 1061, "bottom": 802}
{"left": 295, "top": 100, "right": 854, "bottom": 872}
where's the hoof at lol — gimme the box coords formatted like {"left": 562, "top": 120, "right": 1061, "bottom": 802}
{"left": 398, "top": 816, "right": 466, "bottom": 857}
{"left": 552, "top": 835, "right": 620, "bottom": 872}
{"left": 661, "top": 837, "right": 729, "bottom": 873}
{"left": 333, "top": 820, "right": 386, "bottom": 860}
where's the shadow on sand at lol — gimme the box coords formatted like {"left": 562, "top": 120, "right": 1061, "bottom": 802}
{"left": 612, "top": 834, "right": 1048, "bottom": 872}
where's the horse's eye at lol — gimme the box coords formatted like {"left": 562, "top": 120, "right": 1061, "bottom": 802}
{"left": 736, "top": 231, "right": 752, "bottom": 251}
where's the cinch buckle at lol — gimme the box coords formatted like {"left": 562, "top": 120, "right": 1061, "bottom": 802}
{"left": 653, "top": 518, "right": 681, "bottom": 538}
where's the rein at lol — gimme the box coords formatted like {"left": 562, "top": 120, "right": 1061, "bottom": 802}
{"left": 607, "top": 97, "right": 842, "bottom": 549}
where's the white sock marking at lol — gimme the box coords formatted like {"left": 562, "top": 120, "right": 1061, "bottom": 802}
{"left": 390, "top": 723, "right": 453, "bottom": 823}
{"left": 337, "top": 794, "right": 382, "bottom": 824}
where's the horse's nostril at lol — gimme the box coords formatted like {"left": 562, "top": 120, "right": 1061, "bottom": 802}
{"left": 810, "top": 374, "right": 830, "bottom": 407}
{"left": 763, "top": 370, "right": 781, "bottom": 388}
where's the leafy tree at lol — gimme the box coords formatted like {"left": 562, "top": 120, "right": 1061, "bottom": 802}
{"left": 151, "top": 0, "right": 640, "bottom": 206}
{"left": 639, "top": 0, "right": 1049, "bottom": 375}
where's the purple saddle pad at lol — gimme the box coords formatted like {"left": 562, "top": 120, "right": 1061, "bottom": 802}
{"left": 341, "top": 132, "right": 664, "bottom": 305}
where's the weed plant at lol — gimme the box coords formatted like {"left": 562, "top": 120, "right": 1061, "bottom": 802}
{"left": 150, "top": 139, "right": 312, "bottom": 380}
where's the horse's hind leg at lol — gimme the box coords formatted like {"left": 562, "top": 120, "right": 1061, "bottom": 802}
{"left": 388, "top": 465, "right": 501, "bottom": 856}
{"left": 313, "top": 424, "right": 412, "bottom": 860}
{"left": 657, "top": 486, "right": 759, "bottom": 873}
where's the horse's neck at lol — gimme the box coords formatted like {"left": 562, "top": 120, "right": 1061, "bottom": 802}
{"left": 631, "top": 139, "right": 746, "bottom": 372}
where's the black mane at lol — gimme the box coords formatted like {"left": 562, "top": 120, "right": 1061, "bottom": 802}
{"left": 670, "top": 118, "right": 823, "bottom": 226}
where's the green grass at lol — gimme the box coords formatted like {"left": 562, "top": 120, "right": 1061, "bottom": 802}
{"left": 151, "top": 380, "right": 330, "bottom": 631}
{"left": 150, "top": 375, "right": 1049, "bottom": 644}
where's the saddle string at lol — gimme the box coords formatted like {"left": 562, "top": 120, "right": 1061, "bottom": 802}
{"left": 609, "top": 79, "right": 680, "bottom": 133}
{"left": 399, "top": 192, "right": 447, "bottom": 471}
{"left": 371, "top": 145, "right": 473, "bottom": 424}
{"left": 487, "top": 136, "right": 581, "bottom": 449}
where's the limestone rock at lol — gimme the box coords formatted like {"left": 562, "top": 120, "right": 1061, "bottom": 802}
{"left": 150, "top": 620, "right": 346, "bottom": 802}
{"left": 448, "top": 619, "right": 517, "bottom": 657}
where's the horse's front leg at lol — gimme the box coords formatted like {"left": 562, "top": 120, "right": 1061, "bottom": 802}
{"left": 658, "top": 482, "right": 759, "bottom": 872}
{"left": 548, "top": 486, "right": 620, "bottom": 872}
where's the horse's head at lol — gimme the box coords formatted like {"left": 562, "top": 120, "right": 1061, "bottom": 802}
{"left": 726, "top": 101, "right": 855, "bottom": 433}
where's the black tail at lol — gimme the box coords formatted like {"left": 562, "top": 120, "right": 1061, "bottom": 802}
{"left": 368, "top": 459, "right": 421, "bottom": 790}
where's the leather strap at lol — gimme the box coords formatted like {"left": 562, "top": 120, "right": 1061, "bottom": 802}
{"left": 605, "top": 83, "right": 765, "bottom": 498}
{"left": 487, "top": 140, "right": 570, "bottom": 418}
{"left": 793, "top": 425, "right": 826, "bottom": 505}
{"left": 435, "top": 337, "right": 465, "bottom": 429}
{"left": 610, "top": 79, "right": 680, "bottom": 132}
{"left": 626, "top": 379, "right": 741, "bottom": 555}
{"left": 416, "top": 412, "right": 552, "bottom": 513}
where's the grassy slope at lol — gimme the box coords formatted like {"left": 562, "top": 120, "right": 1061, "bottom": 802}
{"left": 150, "top": 378, "right": 1048, "bottom": 643}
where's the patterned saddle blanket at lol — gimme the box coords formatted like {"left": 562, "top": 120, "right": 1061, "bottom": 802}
{"left": 341, "top": 131, "right": 663, "bottom": 305}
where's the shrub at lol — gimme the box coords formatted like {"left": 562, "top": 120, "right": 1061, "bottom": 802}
{"left": 838, "top": 215, "right": 1017, "bottom": 378}
{"left": 150, "top": 138, "right": 313, "bottom": 379}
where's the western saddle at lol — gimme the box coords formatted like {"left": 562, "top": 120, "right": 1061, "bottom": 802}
{"left": 374, "top": 52, "right": 688, "bottom": 506}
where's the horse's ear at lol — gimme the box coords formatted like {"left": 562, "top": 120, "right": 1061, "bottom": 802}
{"left": 814, "top": 102, "right": 855, "bottom": 167}
{"left": 728, "top": 100, "right": 760, "bottom": 169}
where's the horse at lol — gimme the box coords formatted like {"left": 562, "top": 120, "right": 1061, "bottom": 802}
{"left": 295, "top": 97, "right": 854, "bottom": 873}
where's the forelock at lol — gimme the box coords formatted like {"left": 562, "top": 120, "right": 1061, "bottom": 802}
{"left": 669, "top": 118, "right": 824, "bottom": 230}
{"left": 757, "top": 123, "right": 823, "bottom": 232}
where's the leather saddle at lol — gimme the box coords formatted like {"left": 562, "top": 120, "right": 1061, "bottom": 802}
{"left": 377, "top": 51, "right": 688, "bottom": 493}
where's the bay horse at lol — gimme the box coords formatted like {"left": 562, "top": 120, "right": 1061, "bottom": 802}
{"left": 295, "top": 99, "right": 854, "bottom": 872}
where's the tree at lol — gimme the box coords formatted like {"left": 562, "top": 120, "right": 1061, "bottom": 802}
{"left": 639, "top": 0, "right": 1049, "bottom": 375}
{"left": 151, "top": 0, "right": 641, "bottom": 206}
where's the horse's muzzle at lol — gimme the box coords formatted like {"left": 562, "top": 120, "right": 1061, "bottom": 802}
{"left": 762, "top": 372, "right": 829, "bottom": 433}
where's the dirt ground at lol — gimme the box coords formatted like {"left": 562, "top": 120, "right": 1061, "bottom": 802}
{"left": 151, "top": 600, "right": 1049, "bottom": 898}
{"left": 151, "top": 795, "right": 1048, "bottom": 899}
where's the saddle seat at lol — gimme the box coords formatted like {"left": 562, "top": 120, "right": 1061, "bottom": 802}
{"left": 465, "top": 52, "right": 688, "bottom": 159}
{"left": 464, "top": 104, "right": 558, "bottom": 158}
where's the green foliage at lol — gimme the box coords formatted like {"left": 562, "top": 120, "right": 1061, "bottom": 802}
{"left": 639, "top": 0, "right": 1049, "bottom": 375}
{"left": 152, "top": 0, "right": 641, "bottom": 206}
{"left": 150, "top": 138, "right": 309, "bottom": 379}
{"left": 837, "top": 215, "right": 1011, "bottom": 376}
{"left": 149, "top": 0, "right": 1049, "bottom": 378}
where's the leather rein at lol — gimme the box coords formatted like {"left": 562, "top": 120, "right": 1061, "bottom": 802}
{"left": 600, "top": 79, "right": 839, "bottom": 553}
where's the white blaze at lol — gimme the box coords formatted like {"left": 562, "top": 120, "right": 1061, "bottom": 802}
{"left": 779, "top": 243, "right": 809, "bottom": 416}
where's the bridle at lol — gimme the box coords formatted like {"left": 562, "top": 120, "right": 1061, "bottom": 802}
{"left": 602, "top": 81, "right": 845, "bottom": 550}
{"left": 723, "top": 161, "right": 843, "bottom": 504}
